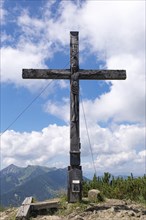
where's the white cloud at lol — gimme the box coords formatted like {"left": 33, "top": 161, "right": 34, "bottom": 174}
{"left": 78, "top": 53, "right": 145, "bottom": 125}
{"left": 95, "top": 151, "right": 136, "bottom": 169}
{"left": 1, "top": 125, "right": 69, "bottom": 168}
{"left": 44, "top": 98, "right": 70, "bottom": 123}
{"left": 82, "top": 149, "right": 145, "bottom": 176}
{"left": 1, "top": 0, "right": 145, "bottom": 175}
{"left": 81, "top": 123, "right": 145, "bottom": 155}
{"left": 0, "top": 0, "right": 7, "bottom": 24}
{"left": 1, "top": 46, "right": 46, "bottom": 88}
{"left": 1, "top": 123, "right": 145, "bottom": 175}
{"left": 1, "top": 31, "right": 12, "bottom": 43}
{"left": 81, "top": 122, "right": 145, "bottom": 175}
{"left": 1, "top": 44, "right": 69, "bottom": 93}
{"left": 8, "top": 0, "right": 144, "bottom": 124}
{"left": 1, "top": 0, "right": 144, "bottom": 85}
{"left": 78, "top": 1, "right": 145, "bottom": 56}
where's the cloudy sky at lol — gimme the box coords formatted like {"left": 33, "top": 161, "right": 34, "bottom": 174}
{"left": 1, "top": 0, "right": 145, "bottom": 177}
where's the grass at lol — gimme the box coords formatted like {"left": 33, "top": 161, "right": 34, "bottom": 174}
{"left": 9, "top": 212, "right": 17, "bottom": 220}
{"left": 56, "top": 193, "right": 105, "bottom": 217}
{"left": 0, "top": 205, "right": 6, "bottom": 212}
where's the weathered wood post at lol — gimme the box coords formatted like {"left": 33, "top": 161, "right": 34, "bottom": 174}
{"left": 68, "top": 32, "right": 82, "bottom": 202}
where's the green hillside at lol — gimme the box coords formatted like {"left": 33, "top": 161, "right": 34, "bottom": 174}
{"left": 83, "top": 172, "right": 146, "bottom": 204}
{"left": 0, "top": 164, "right": 67, "bottom": 207}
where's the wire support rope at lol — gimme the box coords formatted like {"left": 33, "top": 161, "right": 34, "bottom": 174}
{"left": 0, "top": 55, "right": 74, "bottom": 136}
{"left": 80, "top": 93, "right": 97, "bottom": 176}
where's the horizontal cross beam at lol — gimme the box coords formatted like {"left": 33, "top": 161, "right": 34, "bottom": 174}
{"left": 77, "top": 70, "right": 126, "bottom": 80}
{"left": 23, "top": 69, "right": 126, "bottom": 80}
{"left": 22, "top": 69, "right": 70, "bottom": 79}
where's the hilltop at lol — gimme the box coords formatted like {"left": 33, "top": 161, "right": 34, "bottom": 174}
{"left": 0, "top": 198, "right": 146, "bottom": 220}
{"left": 0, "top": 165, "right": 146, "bottom": 219}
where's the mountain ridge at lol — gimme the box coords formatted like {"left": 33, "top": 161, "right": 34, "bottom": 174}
{"left": 0, "top": 164, "right": 67, "bottom": 207}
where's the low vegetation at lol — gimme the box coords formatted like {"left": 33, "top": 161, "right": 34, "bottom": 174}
{"left": 1, "top": 172, "right": 146, "bottom": 219}
{"left": 57, "top": 196, "right": 90, "bottom": 217}
{"left": 83, "top": 172, "right": 146, "bottom": 205}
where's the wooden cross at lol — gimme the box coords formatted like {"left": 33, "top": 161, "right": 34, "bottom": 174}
{"left": 23, "top": 31, "right": 126, "bottom": 203}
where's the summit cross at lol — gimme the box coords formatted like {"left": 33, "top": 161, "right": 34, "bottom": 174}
{"left": 23, "top": 31, "right": 126, "bottom": 203}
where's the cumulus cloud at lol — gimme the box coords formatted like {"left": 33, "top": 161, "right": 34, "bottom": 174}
{"left": 1, "top": 46, "right": 46, "bottom": 87}
{"left": 11, "top": 0, "right": 144, "bottom": 124}
{"left": 81, "top": 122, "right": 145, "bottom": 175}
{"left": 1, "top": 125, "right": 69, "bottom": 168}
{"left": 1, "top": 0, "right": 145, "bottom": 85}
{"left": 44, "top": 98, "right": 70, "bottom": 123}
{"left": 79, "top": 1, "right": 144, "bottom": 55}
{"left": 1, "top": 123, "right": 145, "bottom": 175}
{"left": 82, "top": 149, "right": 146, "bottom": 176}
{"left": 80, "top": 55, "right": 145, "bottom": 125}
{"left": 81, "top": 123, "right": 145, "bottom": 155}
{"left": 1, "top": 0, "right": 145, "bottom": 174}
{"left": 0, "top": 0, "right": 7, "bottom": 24}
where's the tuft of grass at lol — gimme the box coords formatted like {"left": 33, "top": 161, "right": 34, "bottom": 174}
{"left": 57, "top": 196, "right": 93, "bottom": 217}
{"left": 0, "top": 205, "right": 6, "bottom": 212}
{"left": 9, "top": 213, "right": 16, "bottom": 220}
{"left": 137, "top": 195, "right": 146, "bottom": 206}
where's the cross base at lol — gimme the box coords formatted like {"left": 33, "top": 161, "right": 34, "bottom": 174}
{"left": 67, "top": 166, "right": 82, "bottom": 203}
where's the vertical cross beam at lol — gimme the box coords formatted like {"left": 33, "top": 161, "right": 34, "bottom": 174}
{"left": 68, "top": 32, "right": 82, "bottom": 203}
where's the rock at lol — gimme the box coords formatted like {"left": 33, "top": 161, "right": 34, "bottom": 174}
{"left": 68, "top": 212, "right": 76, "bottom": 219}
{"left": 109, "top": 206, "right": 116, "bottom": 212}
{"left": 74, "top": 215, "right": 84, "bottom": 220}
{"left": 136, "top": 213, "right": 141, "bottom": 217}
{"left": 129, "top": 210, "right": 136, "bottom": 216}
{"left": 76, "top": 207, "right": 80, "bottom": 211}
{"left": 93, "top": 210, "right": 96, "bottom": 214}
{"left": 88, "top": 189, "right": 101, "bottom": 202}
{"left": 35, "top": 216, "right": 63, "bottom": 220}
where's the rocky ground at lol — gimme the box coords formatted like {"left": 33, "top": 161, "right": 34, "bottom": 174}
{"left": 33, "top": 199, "right": 146, "bottom": 220}
{"left": 0, "top": 199, "right": 146, "bottom": 220}
{"left": 0, "top": 207, "right": 17, "bottom": 220}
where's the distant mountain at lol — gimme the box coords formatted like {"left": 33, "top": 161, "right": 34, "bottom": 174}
{"left": 0, "top": 164, "right": 67, "bottom": 207}
{"left": 0, "top": 164, "right": 22, "bottom": 175}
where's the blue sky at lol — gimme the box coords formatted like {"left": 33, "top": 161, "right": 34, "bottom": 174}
{"left": 1, "top": 0, "right": 145, "bottom": 177}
